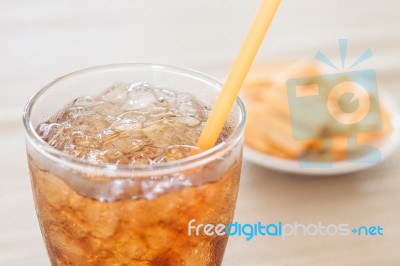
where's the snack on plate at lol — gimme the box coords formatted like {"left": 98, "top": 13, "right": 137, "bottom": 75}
{"left": 243, "top": 60, "right": 392, "bottom": 161}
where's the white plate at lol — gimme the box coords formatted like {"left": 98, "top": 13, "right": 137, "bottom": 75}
{"left": 244, "top": 92, "right": 400, "bottom": 176}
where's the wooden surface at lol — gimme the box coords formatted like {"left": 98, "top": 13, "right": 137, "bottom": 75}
{"left": 1, "top": 1, "right": 399, "bottom": 265}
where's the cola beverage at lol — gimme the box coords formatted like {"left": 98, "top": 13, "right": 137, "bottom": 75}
{"left": 24, "top": 65, "right": 245, "bottom": 266}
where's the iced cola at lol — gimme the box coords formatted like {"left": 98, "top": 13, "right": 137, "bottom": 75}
{"left": 24, "top": 65, "right": 245, "bottom": 266}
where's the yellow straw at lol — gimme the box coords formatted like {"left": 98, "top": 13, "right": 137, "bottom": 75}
{"left": 196, "top": 0, "right": 281, "bottom": 150}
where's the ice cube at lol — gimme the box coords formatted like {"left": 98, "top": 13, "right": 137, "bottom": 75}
{"left": 164, "top": 145, "right": 193, "bottom": 161}
{"left": 154, "top": 88, "right": 177, "bottom": 107}
{"left": 104, "top": 149, "right": 123, "bottom": 162}
{"left": 146, "top": 106, "right": 175, "bottom": 120}
{"left": 176, "top": 94, "right": 205, "bottom": 120}
{"left": 185, "top": 127, "right": 202, "bottom": 143}
{"left": 37, "top": 82, "right": 210, "bottom": 165}
{"left": 38, "top": 123, "right": 61, "bottom": 140}
{"left": 111, "top": 119, "right": 143, "bottom": 132}
{"left": 109, "top": 137, "right": 147, "bottom": 153}
{"left": 112, "top": 111, "right": 146, "bottom": 131}
{"left": 73, "top": 96, "right": 96, "bottom": 106}
{"left": 101, "top": 83, "right": 128, "bottom": 103}
{"left": 123, "top": 83, "right": 157, "bottom": 110}
{"left": 168, "top": 116, "right": 200, "bottom": 127}
{"left": 38, "top": 123, "right": 66, "bottom": 148}
{"left": 141, "top": 146, "right": 164, "bottom": 159}
{"left": 97, "top": 129, "right": 120, "bottom": 143}
{"left": 72, "top": 132, "right": 91, "bottom": 148}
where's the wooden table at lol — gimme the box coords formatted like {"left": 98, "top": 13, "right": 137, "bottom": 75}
{"left": 1, "top": 1, "right": 399, "bottom": 265}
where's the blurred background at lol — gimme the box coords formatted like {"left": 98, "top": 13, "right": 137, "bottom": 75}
{"left": 1, "top": 0, "right": 399, "bottom": 265}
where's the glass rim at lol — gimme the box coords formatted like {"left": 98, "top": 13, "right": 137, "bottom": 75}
{"left": 23, "top": 63, "right": 246, "bottom": 176}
